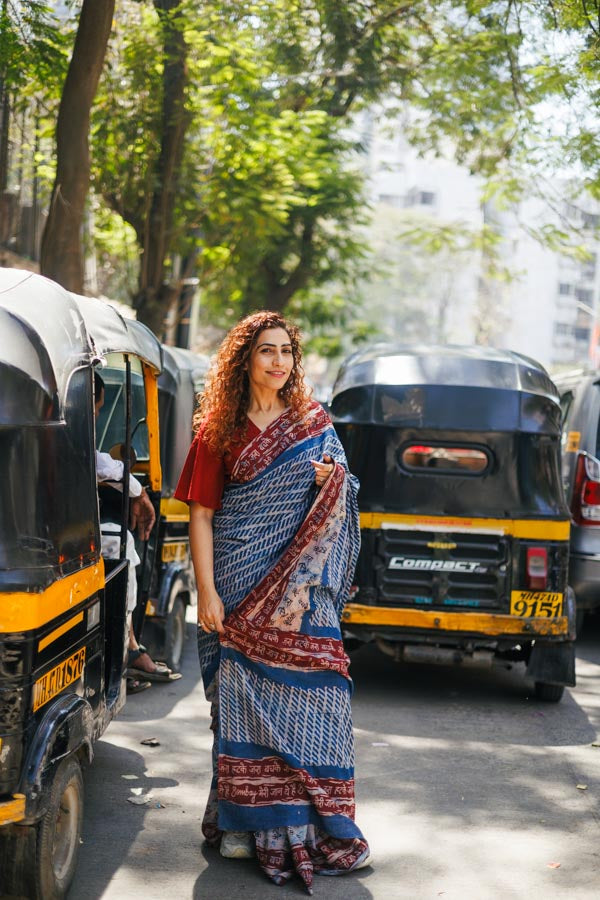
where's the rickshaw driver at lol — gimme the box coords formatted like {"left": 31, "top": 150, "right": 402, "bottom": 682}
{"left": 94, "top": 371, "right": 179, "bottom": 688}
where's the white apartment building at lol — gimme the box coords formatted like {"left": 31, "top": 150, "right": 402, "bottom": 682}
{"left": 356, "top": 110, "right": 600, "bottom": 371}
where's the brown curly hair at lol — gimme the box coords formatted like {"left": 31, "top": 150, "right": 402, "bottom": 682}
{"left": 194, "top": 311, "right": 313, "bottom": 455}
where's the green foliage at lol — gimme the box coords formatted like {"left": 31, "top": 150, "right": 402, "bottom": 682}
{"left": 0, "top": 2, "right": 69, "bottom": 95}
{"left": 24, "top": 0, "right": 600, "bottom": 344}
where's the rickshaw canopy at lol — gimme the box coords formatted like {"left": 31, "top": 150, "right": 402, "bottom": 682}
{"left": 71, "top": 293, "right": 163, "bottom": 373}
{"left": 0, "top": 270, "right": 95, "bottom": 425}
{"left": 331, "top": 344, "right": 561, "bottom": 435}
{"left": 159, "top": 345, "right": 210, "bottom": 493}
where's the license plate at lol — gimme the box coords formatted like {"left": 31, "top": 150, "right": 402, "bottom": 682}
{"left": 510, "top": 591, "right": 563, "bottom": 617}
{"left": 32, "top": 647, "right": 86, "bottom": 712}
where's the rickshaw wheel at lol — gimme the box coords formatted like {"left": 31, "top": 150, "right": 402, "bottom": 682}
{"left": 165, "top": 596, "right": 186, "bottom": 672}
{"left": 36, "top": 755, "right": 84, "bottom": 899}
{"left": 534, "top": 682, "right": 565, "bottom": 703}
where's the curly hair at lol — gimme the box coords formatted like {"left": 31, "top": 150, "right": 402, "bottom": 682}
{"left": 194, "top": 311, "right": 313, "bottom": 455}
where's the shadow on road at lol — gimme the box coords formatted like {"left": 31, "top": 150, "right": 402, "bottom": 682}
{"left": 70, "top": 740, "right": 179, "bottom": 899}
{"left": 192, "top": 843, "right": 376, "bottom": 899}
{"left": 349, "top": 638, "right": 597, "bottom": 749}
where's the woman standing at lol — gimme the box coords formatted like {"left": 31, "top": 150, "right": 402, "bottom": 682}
{"left": 175, "top": 311, "right": 370, "bottom": 893}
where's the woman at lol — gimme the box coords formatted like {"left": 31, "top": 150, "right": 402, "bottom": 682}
{"left": 175, "top": 311, "right": 370, "bottom": 894}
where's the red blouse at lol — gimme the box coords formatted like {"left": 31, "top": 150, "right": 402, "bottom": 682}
{"left": 174, "top": 419, "right": 261, "bottom": 510}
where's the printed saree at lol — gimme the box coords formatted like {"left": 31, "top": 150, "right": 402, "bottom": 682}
{"left": 199, "top": 403, "right": 369, "bottom": 892}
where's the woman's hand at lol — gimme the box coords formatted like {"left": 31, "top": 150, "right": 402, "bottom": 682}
{"left": 311, "top": 453, "right": 335, "bottom": 488}
{"left": 197, "top": 586, "right": 226, "bottom": 634}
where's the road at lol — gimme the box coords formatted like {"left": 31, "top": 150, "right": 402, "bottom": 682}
{"left": 69, "top": 615, "right": 600, "bottom": 900}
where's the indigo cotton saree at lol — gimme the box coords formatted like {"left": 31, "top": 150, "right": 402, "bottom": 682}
{"left": 199, "top": 403, "right": 369, "bottom": 892}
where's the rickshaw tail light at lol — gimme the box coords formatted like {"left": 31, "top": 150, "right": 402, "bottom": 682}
{"left": 526, "top": 547, "right": 548, "bottom": 590}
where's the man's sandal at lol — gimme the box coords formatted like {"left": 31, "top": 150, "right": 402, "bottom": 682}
{"left": 126, "top": 675, "right": 151, "bottom": 694}
{"left": 127, "top": 648, "right": 182, "bottom": 682}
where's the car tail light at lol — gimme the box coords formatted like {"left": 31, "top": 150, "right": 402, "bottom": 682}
{"left": 572, "top": 452, "right": 600, "bottom": 525}
{"left": 526, "top": 547, "right": 548, "bottom": 590}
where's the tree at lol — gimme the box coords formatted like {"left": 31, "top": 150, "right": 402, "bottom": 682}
{"left": 39, "top": 0, "right": 594, "bottom": 339}
{"left": 40, "top": 0, "right": 114, "bottom": 292}
{"left": 90, "top": 0, "right": 548, "bottom": 336}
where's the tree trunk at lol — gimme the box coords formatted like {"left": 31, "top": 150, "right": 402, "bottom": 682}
{"left": 40, "top": 0, "right": 114, "bottom": 292}
{"left": 133, "top": 0, "right": 190, "bottom": 336}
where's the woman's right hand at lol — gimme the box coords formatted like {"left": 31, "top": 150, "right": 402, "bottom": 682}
{"left": 197, "top": 587, "right": 226, "bottom": 634}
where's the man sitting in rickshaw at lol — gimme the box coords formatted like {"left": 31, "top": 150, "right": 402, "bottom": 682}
{"left": 94, "top": 371, "right": 180, "bottom": 691}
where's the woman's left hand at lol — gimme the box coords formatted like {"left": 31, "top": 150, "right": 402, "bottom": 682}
{"left": 311, "top": 454, "right": 335, "bottom": 488}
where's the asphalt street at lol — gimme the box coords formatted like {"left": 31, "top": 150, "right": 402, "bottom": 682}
{"left": 69, "top": 613, "right": 600, "bottom": 900}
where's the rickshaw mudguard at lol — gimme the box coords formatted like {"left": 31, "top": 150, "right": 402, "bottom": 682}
{"left": 155, "top": 565, "right": 195, "bottom": 617}
{"left": 18, "top": 693, "right": 94, "bottom": 824}
{"left": 526, "top": 641, "right": 576, "bottom": 687}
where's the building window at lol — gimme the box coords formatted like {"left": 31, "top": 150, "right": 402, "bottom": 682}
{"left": 575, "top": 327, "right": 591, "bottom": 342}
{"left": 404, "top": 188, "right": 437, "bottom": 208}
{"left": 582, "top": 253, "right": 597, "bottom": 281}
{"left": 554, "top": 322, "right": 571, "bottom": 335}
{"left": 575, "top": 287, "right": 594, "bottom": 304}
{"left": 378, "top": 193, "right": 402, "bottom": 207}
{"left": 583, "top": 212, "right": 600, "bottom": 228}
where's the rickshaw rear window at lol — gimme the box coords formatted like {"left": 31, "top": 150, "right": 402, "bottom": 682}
{"left": 400, "top": 444, "right": 490, "bottom": 475}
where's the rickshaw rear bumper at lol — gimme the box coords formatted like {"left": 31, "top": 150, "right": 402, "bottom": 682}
{"left": 0, "top": 793, "right": 25, "bottom": 826}
{"left": 341, "top": 603, "right": 570, "bottom": 640}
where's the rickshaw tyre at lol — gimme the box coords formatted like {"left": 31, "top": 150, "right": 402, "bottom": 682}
{"left": 35, "top": 755, "right": 84, "bottom": 899}
{"left": 165, "top": 596, "right": 186, "bottom": 673}
{"left": 534, "top": 682, "right": 565, "bottom": 703}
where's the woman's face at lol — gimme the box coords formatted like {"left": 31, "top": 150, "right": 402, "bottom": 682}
{"left": 247, "top": 327, "right": 294, "bottom": 394}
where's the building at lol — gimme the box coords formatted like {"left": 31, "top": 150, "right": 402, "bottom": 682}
{"left": 355, "top": 110, "right": 600, "bottom": 370}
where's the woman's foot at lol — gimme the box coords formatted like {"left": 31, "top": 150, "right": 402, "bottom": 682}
{"left": 352, "top": 850, "right": 373, "bottom": 870}
{"left": 220, "top": 831, "right": 255, "bottom": 859}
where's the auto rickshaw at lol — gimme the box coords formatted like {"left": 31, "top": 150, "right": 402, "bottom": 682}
{"left": 331, "top": 343, "right": 576, "bottom": 702}
{"left": 0, "top": 269, "right": 162, "bottom": 897}
{"left": 140, "top": 345, "right": 209, "bottom": 670}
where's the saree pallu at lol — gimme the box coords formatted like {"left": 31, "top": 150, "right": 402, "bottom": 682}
{"left": 199, "top": 404, "right": 369, "bottom": 892}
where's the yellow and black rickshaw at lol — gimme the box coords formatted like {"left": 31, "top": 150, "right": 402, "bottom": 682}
{"left": 331, "top": 344, "right": 576, "bottom": 702}
{"left": 140, "top": 344, "right": 209, "bottom": 670}
{"left": 0, "top": 269, "right": 162, "bottom": 897}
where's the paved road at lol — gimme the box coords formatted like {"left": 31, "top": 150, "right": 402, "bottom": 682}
{"left": 70, "top": 615, "right": 600, "bottom": 900}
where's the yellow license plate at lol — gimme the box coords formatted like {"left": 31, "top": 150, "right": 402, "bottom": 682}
{"left": 32, "top": 647, "right": 86, "bottom": 712}
{"left": 510, "top": 591, "right": 563, "bottom": 618}
{"left": 162, "top": 541, "right": 187, "bottom": 563}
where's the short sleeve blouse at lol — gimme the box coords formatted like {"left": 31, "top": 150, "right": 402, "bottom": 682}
{"left": 174, "top": 419, "right": 260, "bottom": 510}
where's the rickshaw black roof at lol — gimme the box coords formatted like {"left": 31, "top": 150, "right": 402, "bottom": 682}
{"left": 71, "top": 293, "right": 162, "bottom": 372}
{"left": 160, "top": 345, "right": 210, "bottom": 394}
{"left": 0, "top": 269, "right": 95, "bottom": 424}
{"left": 332, "top": 343, "right": 558, "bottom": 399}
{"left": 0, "top": 270, "right": 163, "bottom": 426}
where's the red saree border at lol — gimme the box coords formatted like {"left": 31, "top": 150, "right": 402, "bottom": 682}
{"left": 232, "top": 401, "right": 330, "bottom": 483}
{"left": 218, "top": 754, "right": 356, "bottom": 817}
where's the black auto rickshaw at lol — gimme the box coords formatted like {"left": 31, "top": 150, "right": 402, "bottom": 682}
{"left": 0, "top": 269, "right": 162, "bottom": 897}
{"left": 140, "top": 345, "right": 209, "bottom": 670}
{"left": 331, "top": 343, "right": 576, "bottom": 702}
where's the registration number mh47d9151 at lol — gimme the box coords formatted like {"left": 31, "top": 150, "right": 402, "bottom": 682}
{"left": 510, "top": 591, "right": 563, "bottom": 618}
